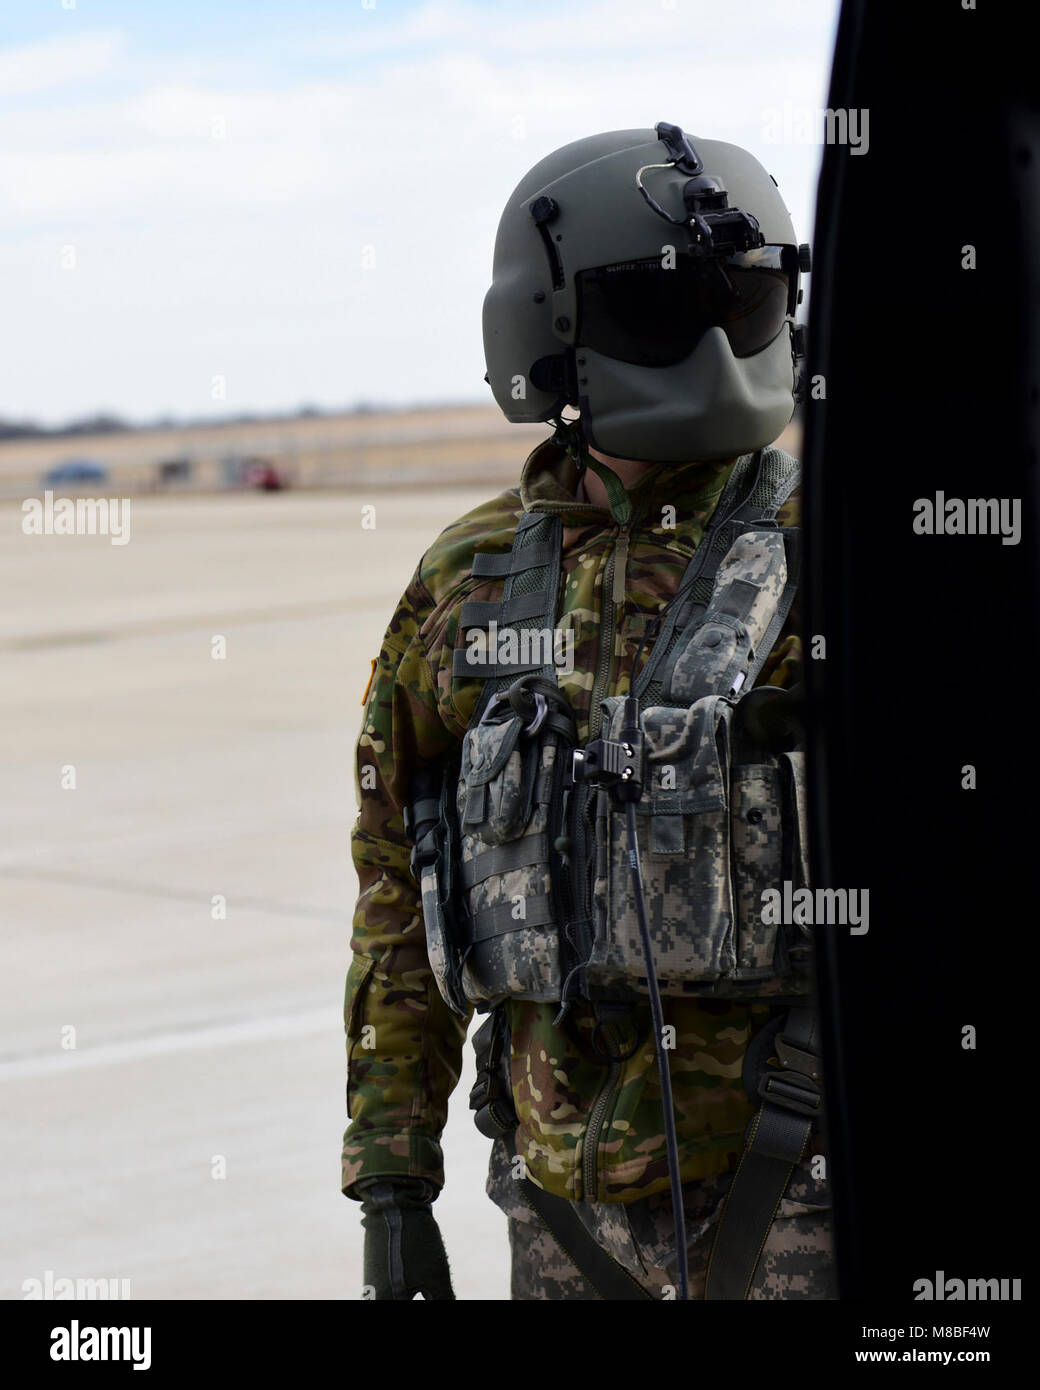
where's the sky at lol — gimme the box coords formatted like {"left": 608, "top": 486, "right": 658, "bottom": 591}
{"left": 1, "top": 0, "right": 841, "bottom": 427}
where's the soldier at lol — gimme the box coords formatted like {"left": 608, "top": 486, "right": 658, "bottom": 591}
{"left": 343, "top": 123, "right": 833, "bottom": 1301}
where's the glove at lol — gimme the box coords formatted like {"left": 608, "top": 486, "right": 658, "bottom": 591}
{"left": 358, "top": 1177, "right": 456, "bottom": 1300}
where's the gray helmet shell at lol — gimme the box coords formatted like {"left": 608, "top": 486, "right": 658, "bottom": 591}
{"left": 482, "top": 126, "right": 803, "bottom": 463}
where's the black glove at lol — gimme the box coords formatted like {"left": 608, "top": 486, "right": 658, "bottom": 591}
{"left": 358, "top": 1177, "right": 456, "bottom": 1301}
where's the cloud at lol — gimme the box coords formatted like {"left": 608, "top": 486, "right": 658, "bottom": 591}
{"left": 0, "top": 30, "right": 125, "bottom": 97}
{"left": 290, "top": 0, "right": 837, "bottom": 62}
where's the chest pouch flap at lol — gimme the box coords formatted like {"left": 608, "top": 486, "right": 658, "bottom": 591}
{"left": 460, "top": 712, "right": 538, "bottom": 843}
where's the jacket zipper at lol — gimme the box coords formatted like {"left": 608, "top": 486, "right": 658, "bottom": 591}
{"left": 582, "top": 1023, "right": 622, "bottom": 1202}
{"left": 581, "top": 523, "right": 632, "bottom": 1199}
{"left": 588, "top": 523, "right": 630, "bottom": 740}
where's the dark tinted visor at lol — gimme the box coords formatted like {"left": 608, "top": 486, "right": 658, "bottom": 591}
{"left": 575, "top": 245, "right": 793, "bottom": 367}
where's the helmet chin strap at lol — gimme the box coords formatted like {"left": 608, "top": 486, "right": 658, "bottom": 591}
{"left": 550, "top": 414, "right": 633, "bottom": 528}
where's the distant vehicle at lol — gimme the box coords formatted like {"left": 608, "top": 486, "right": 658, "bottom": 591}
{"left": 221, "top": 454, "right": 286, "bottom": 491}
{"left": 242, "top": 459, "right": 284, "bottom": 491}
{"left": 42, "top": 459, "right": 108, "bottom": 487}
{"left": 156, "top": 457, "right": 193, "bottom": 487}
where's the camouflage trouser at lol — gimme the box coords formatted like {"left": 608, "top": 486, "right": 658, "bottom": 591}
{"left": 486, "top": 1133, "right": 836, "bottom": 1301}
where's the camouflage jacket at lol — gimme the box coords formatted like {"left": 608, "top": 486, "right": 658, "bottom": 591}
{"left": 342, "top": 435, "right": 803, "bottom": 1205}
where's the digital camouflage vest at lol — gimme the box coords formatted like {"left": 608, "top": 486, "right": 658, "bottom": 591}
{"left": 414, "top": 447, "right": 813, "bottom": 1018}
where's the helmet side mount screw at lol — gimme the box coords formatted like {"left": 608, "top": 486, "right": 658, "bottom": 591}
{"left": 530, "top": 196, "right": 560, "bottom": 225}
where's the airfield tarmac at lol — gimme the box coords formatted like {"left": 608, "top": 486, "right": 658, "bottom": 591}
{"left": 0, "top": 487, "right": 512, "bottom": 1301}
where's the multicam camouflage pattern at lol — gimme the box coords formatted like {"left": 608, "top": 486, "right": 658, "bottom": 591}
{"left": 667, "top": 529, "right": 790, "bottom": 703}
{"left": 343, "top": 436, "right": 805, "bottom": 1204}
{"left": 487, "top": 1131, "right": 835, "bottom": 1299}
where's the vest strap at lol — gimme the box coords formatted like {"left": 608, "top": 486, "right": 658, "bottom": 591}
{"left": 704, "top": 1007, "right": 822, "bottom": 1300}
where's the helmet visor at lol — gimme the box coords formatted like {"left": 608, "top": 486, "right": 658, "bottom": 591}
{"left": 575, "top": 245, "right": 793, "bottom": 368}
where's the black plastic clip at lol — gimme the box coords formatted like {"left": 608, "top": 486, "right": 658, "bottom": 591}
{"left": 576, "top": 697, "right": 644, "bottom": 803}
{"left": 757, "top": 1066, "right": 821, "bottom": 1118}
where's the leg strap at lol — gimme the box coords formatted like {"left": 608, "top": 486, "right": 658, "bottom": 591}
{"left": 704, "top": 1007, "right": 822, "bottom": 1301}
{"left": 512, "top": 1133, "right": 654, "bottom": 1301}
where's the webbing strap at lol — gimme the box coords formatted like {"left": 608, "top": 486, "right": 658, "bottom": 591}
{"left": 470, "top": 894, "right": 554, "bottom": 942}
{"left": 460, "top": 834, "right": 550, "bottom": 890}
{"left": 458, "top": 592, "right": 549, "bottom": 628}
{"left": 467, "top": 511, "right": 564, "bottom": 723}
{"left": 471, "top": 539, "right": 557, "bottom": 577}
{"left": 452, "top": 649, "right": 548, "bottom": 679}
{"left": 703, "top": 1008, "right": 821, "bottom": 1300}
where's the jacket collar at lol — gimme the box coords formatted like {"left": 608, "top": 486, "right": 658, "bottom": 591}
{"left": 517, "top": 435, "right": 740, "bottom": 529}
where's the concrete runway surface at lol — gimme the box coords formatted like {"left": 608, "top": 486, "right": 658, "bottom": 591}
{"left": 0, "top": 488, "right": 514, "bottom": 1301}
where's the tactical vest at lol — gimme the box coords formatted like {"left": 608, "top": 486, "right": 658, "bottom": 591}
{"left": 411, "top": 447, "right": 813, "bottom": 1020}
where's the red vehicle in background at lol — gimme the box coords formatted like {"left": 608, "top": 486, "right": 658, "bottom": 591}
{"left": 241, "top": 458, "right": 284, "bottom": 491}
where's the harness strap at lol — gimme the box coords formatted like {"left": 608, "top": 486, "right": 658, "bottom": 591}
{"left": 704, "top": 1006, "right": 822, "bottom": 1300}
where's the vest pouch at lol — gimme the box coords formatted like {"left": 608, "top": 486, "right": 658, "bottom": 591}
{"left": 589, "top": 694, "right": 735, "bottom": 994}
{"left": 730, "top": 761, "right": 784, "bottom": 979}
{"left": 726, "top": 747, "right": 814, "bottom": 997}
{"left": 414, "top": 776, "right": 470, "bottom": 1018}
{"left": 418, "top": 853, "right": 469, "bottom": 1019}
{"left": 459, "top": 711, "right": 535, "bottom": 843}
{"left": 780, "top": 750, "right": 810, "bottom": 890}
{"left": 775, "top": 748, "right": 815, "bottom": 992}
{"left": 456, "top": 710, "right": 563, "bottom": 1007}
